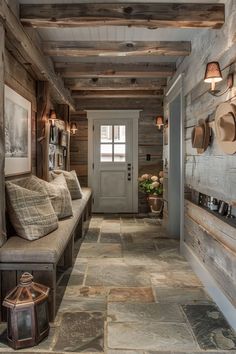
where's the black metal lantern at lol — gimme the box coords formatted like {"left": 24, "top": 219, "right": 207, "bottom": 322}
{"left": 3, "top": 272, "right": 50, "bottom": 350}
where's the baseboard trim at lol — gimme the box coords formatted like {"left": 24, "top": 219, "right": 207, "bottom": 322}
{"left": 181, "top": 241, "right": 236, "bottom": 331}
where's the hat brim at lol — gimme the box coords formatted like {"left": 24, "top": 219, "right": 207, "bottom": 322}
{"left": 215, "top": 103, "right": 236, "bottom": 155}
{"left": 196, "top": 119, "right": 211, "bottom": 154}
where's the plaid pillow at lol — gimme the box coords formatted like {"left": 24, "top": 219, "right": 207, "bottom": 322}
{"left": 40, "top": 174, "right": 73, "bottom": 219}
{"left": 52, "top": 170, "right": 83, "bottom": 200}
{"left": 5, "top": 180, "right": 58, "bottom": 241}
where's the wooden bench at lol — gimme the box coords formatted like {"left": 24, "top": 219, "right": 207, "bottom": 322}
{"left": 0, "top": 187, "right": 92, "bottom": 322}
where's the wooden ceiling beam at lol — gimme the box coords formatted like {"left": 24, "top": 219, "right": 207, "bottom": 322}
{"left": 0, "top": 0, "right": 75, "bottom": 110}
{"left": 72, "top": 90, "right": 163, "bottom": 98}
{"left": 75, "top": 98, "right": 163, "bottom": 111}
{"left": 55, "top": 63, "right": 176, "bottom": 78}
{"left": 20, "top": 3, "right": 225, "bottom": 29}
{"left": 65, "top": 78, "right": 167, "bottom": 90}
{"left": 43, "top": 41, "right": 191, "bottom": 57}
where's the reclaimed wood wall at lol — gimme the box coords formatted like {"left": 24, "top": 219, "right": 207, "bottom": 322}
{"left": 70, "top": 109, "right": 163, "bottom": 212}
{"left": 164, "top": 0, "right": 236, "bottom": 308}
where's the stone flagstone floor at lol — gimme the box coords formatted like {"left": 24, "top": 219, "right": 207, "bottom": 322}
{"left": 0, "top": 215, "right": 236, "bottom": 353}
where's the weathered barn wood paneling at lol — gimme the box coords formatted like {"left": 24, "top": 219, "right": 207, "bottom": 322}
{"left": 185, "top": 210, "right": 236, "bottom": 307}
{"left": 70, "top": 112, "right": 88, "bottom": 187}
{"left": 0, "top": 24, "right": 6, "bottom": 246}
{"left": 70, "top": 109, "right": 163, "bottom": 212}
{"left": 162, "top": 0, "right": 236, "bottom": 312}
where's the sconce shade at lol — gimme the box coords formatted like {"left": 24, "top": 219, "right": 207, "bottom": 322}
{"left": 156, "top": 116, "right": 164, "bottom": 129}
{"left": 49, "top": 110, "right": 57, "bottom": 120}
{"left": 204, "top": 61, "right": 223, "bottom": 83}
{"left": 70, "top": 122, "right": 78, "bottom": 135}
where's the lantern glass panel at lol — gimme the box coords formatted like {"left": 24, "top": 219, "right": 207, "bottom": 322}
{"left": 36, "top": 302, "right": 48, "bottom": 333}
{"left": 17, "top": 310, "right": 32, "bottom": 340}
{"left": 7, "top": 313, "right": 12, "bottom": 340}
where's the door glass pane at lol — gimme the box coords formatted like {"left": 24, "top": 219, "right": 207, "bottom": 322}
{"left": 101, "top": 125, "right": 112, "bottom": 143}
{"left": 114, "top": 125, "right": 126, "bottom": 143}
{"left": 114, "top": 144, "right": 126, "bottom": 162}
{"left": 101, "top": 144, "right": 112, "bottom": 162}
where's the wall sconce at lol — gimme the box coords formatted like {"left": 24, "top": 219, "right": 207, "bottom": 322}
{"left": 204, "top": 61, "right": 234, "bottom": 96}
{"left": 70, "top": 122, "right": 78, "bottom": 135}
{"left": 49, "top": 110, "right": 57, "bottom": 125}
{"left": 156, "top": 116, "right": 164, "bottom": 130}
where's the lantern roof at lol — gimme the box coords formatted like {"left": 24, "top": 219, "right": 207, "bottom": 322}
{"left": 3, "top": 273, "right": 49, "bottom": 309}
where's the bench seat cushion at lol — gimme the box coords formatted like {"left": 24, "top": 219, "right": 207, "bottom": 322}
{"left": 0, "top": 188, "right": 92, "bottom": 264}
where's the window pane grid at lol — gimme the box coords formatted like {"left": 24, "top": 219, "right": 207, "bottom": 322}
{"left": 100, "top": 125, "right": 126, "bottom": 162}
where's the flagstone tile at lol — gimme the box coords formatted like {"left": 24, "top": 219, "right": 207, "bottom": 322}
{"left": 86, "top": 264, "right": 151, "bottom": 287}
{"left": 58, "top": 296, "right": 107, "bottom": 313}
{"left": 108, "top": 302, "right": 185, "bottom": 323}
{"left": 58, "top": 273, "right": 85, "bottom": 287}
{"left": 84, "top": 227, "right": 100, "bottom": 243}
{"left": 100, "top": 233, "right": 121, "bottom": 243}
{"left": 154, "top": 287, "right": 211, "bottom": 304}
{"left": 182, "top": 304, "right": 236, "bottom": 350}
{"left": 79, "top": 243, "right": 122, "bottom": 258}
{"left": 108, "top": 287, "right": 154, "bottom": 303}
{"left": 150, "top": 270, "right": 202, "bottom": 288}
{"left": 107, "top": 322, "right": 197, "bottom": 351}
{"left": 53, "top": 312, "right": 104, "bottom": 352}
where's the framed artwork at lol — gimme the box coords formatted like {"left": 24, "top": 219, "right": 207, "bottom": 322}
{"left": 60, "top": 130, "right": 68, "bottom": 148}
{"left": 57, "top": 153, "right": 63, "bottom": 167}
{"left": 49, "top": 124, "right": 59, "bottom": 144}
{"left": 5, "top": 85, "right": 31, "bottom": 176}
{"left": 49, "top": 144, "right": 56, "bottom": 170}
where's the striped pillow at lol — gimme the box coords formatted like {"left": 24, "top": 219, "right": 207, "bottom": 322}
{"left": 5, "top": 180, "right": 58, "bottom": 241}
{"left": 40, "top": 174, "right": 73, "bottom": 219}
{"left": 52, "top": 170, "right": 83, "bottom": 200}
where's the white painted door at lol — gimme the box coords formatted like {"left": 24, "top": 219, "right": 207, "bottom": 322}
{"left": 92, "top": 118, "right": 135, "bottom": 213}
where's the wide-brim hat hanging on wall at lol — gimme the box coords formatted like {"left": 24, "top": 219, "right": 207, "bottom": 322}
{"left": 215, "top": 102, "right": 236, "bottom": 155}
{"left": 191, "top": 119, "right": 211, "bottom": 154}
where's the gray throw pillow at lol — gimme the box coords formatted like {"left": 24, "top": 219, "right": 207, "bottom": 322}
{"left": 5, "top": 180, "right": 58, "bottom": 241}
{"left": 52, "top": 170, "right": 83, "bottom": 200}
{"left": 39, "top": 174, "right": 73, "bottom": 219}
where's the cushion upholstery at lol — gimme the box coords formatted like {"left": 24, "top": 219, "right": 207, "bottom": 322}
{"left": 0, "top": 188, "right": 92, "bottom": 263}
{"left": 39, "top": 174, "right": 73, "bottom": 219}
{"left": 52, "top": 170, "right": 83, "bottom": 200}
{"left": 5, "top": 179, "right": 58, "bottom": 241}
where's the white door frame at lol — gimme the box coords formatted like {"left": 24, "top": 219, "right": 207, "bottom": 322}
{"left": 165, "top": 74, "right": 185, "bottom": 243}
{"left": 87, "top": 110, "right": 140, "bottom": 213}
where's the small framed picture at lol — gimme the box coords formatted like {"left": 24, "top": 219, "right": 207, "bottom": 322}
{"left": 57, "top": 153, "right": 63, "bottom": 167}
{"left": 49, "top": 125, "right": 59, "bottom": 144}
{"left": 60, "top": 130, "right": 68, "bottom": 148}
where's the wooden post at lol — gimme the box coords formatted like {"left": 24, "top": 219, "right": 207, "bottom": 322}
{"left": 0, "top": 22, "right": 6, "bottom": 246}
{"left": 36, "top": 81, "right": 49, "bottom": 180}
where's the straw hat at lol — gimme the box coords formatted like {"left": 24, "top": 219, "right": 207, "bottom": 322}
{"left": 191, "top": 119, "right": 211, "bottom": 154}
{"left": 215, "top": 102, "right": 236, "bottom": 155}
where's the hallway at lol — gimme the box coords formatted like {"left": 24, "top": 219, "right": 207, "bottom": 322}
{"left": 1, "top": 215, "right": 235, "bottom": 353}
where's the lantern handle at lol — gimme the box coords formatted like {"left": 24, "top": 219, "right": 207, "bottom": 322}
{"left": 19, "top": 272, "right": 34, "bottom": 286}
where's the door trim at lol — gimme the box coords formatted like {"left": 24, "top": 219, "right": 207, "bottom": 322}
{"left": 164, "top": 74, "right": 185, "bottom": 241}
{"left": 87, "top": 110, "right": 140, "bottom": 213}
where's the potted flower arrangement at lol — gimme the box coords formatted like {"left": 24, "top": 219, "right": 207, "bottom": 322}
{"left": 138, "top": 172, "right": 164, "bottom": 214}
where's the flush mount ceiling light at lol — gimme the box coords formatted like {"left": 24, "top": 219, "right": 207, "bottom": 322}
{"left": 204, "top": 61, "right": 234, "bottom": 97}
{"left": 156, "top": 116, "right": 164, "bottom": 130}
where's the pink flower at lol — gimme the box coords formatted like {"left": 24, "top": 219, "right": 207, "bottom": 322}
{"left": 151, "top": 175, "right": 158, "bottom": 181}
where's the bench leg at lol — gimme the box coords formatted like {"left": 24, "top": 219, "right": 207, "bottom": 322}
{"left": 64, "top": 236, "right": 74, "bottom": 269}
